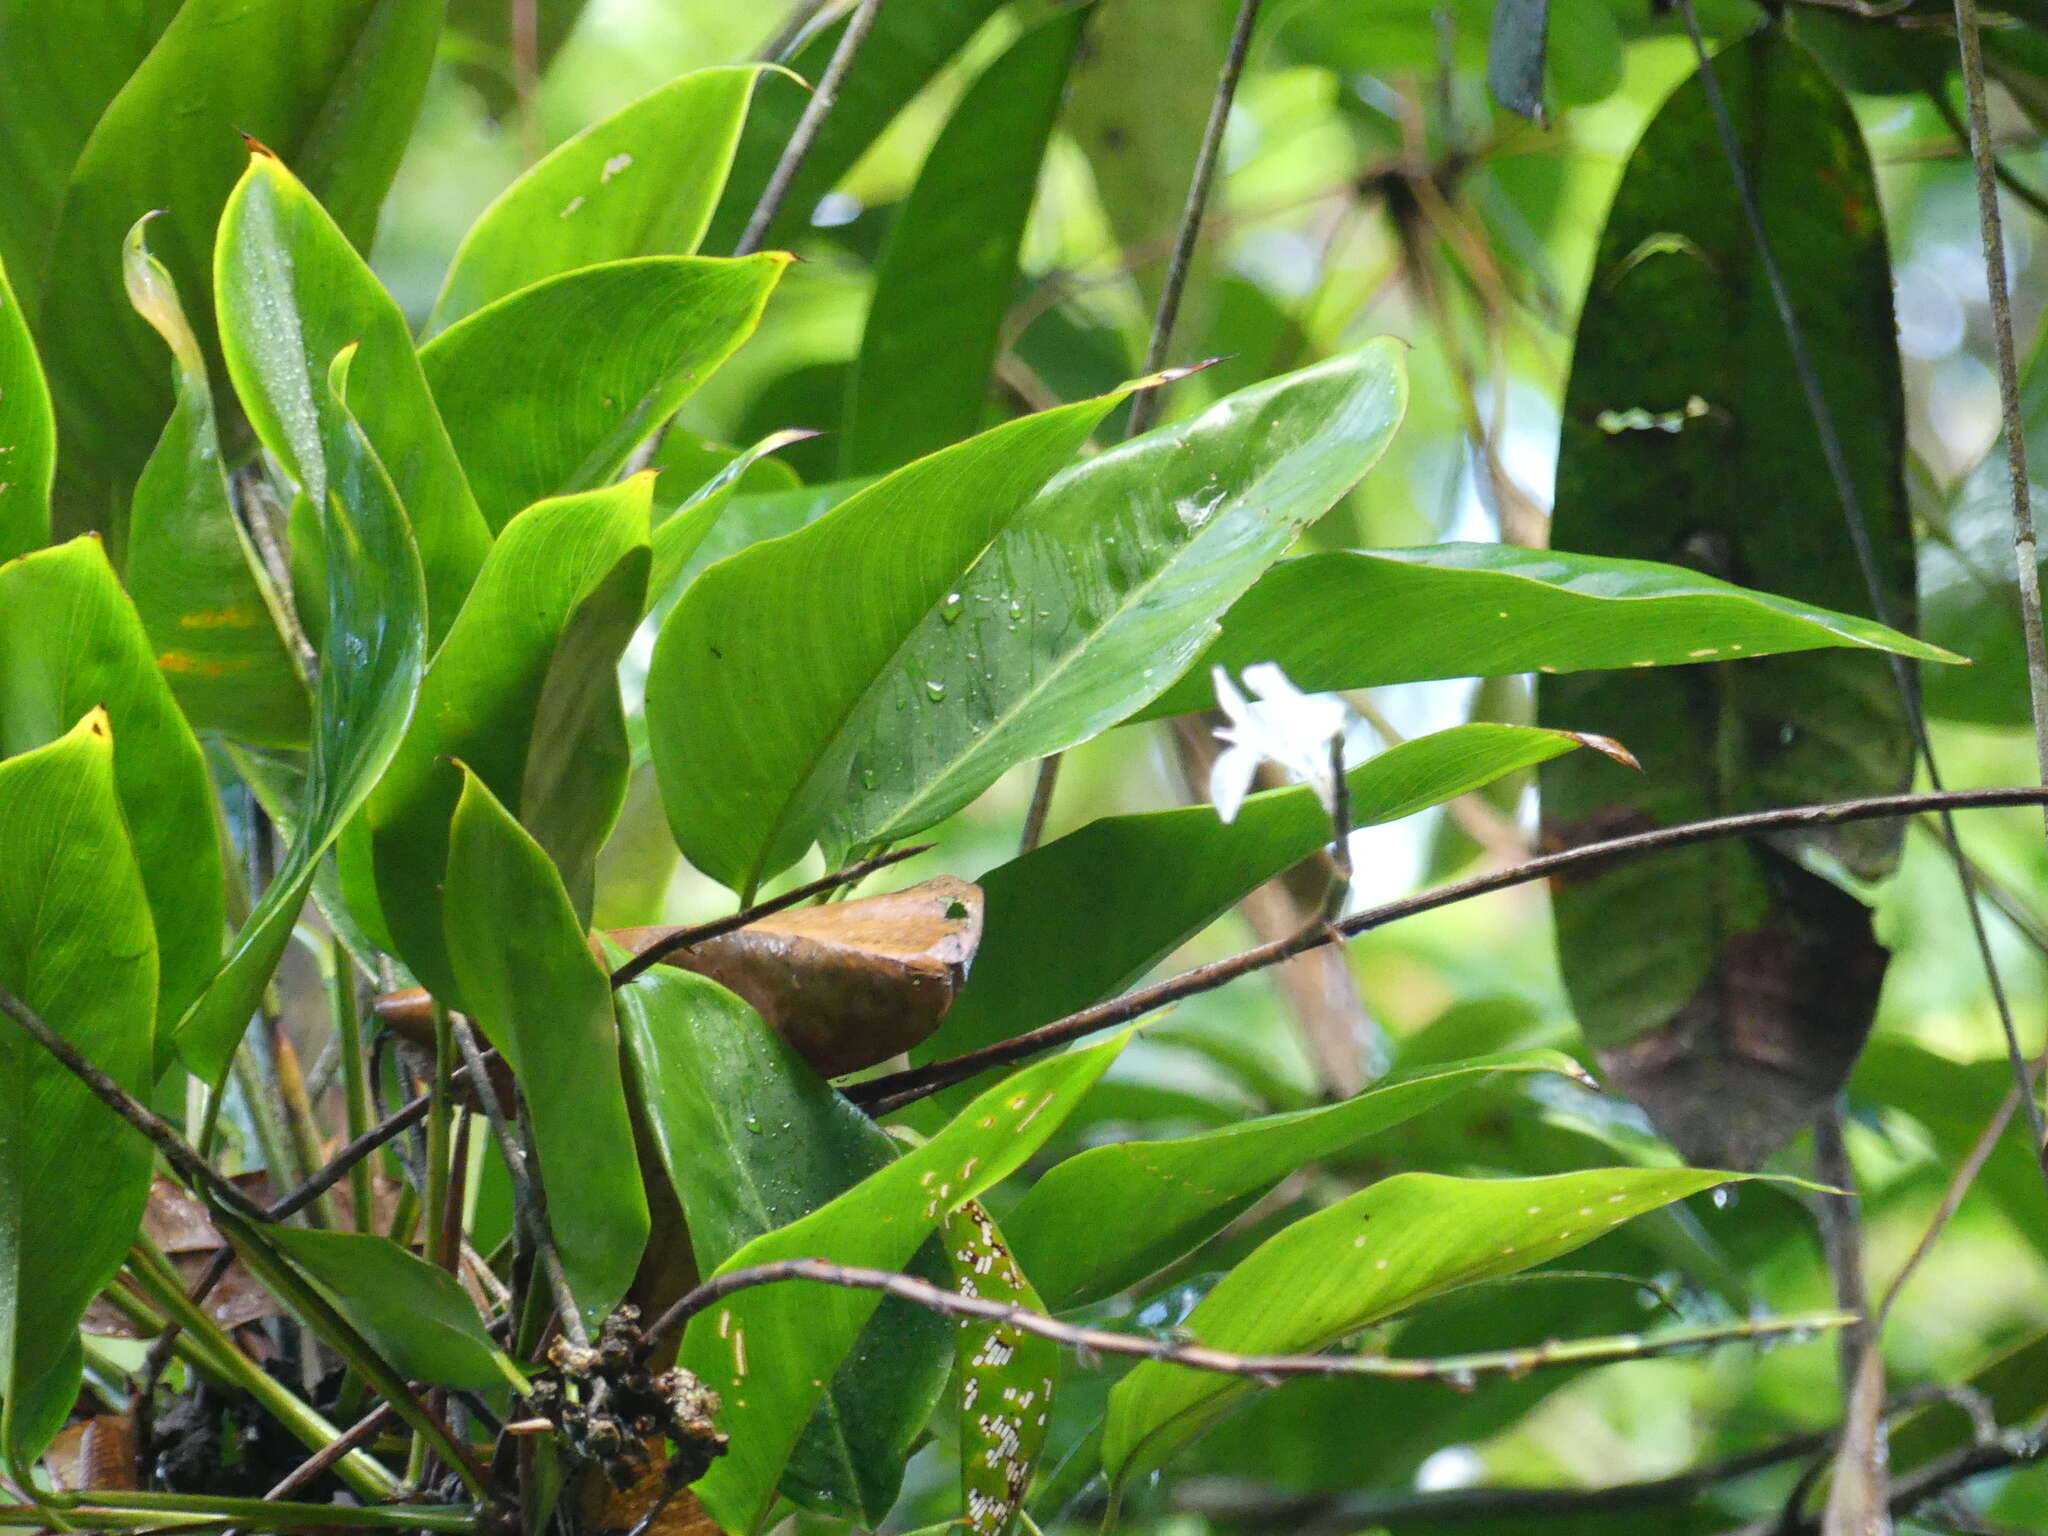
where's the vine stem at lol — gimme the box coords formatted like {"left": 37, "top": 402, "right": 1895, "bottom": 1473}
{"left": 850, "top": 784, "right": 2048, "bottom": 1114}
{"left": 734, "top": 0, "right": 884, "bottom": 256}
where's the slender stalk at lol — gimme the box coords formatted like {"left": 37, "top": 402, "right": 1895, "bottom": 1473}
{"left": 423, "top": 1003, "right": 455, "bottom": 1273}
{"left": 264, "top": 1403, "right": 397, "bottom": 1502}
{"left": 19, "top": 1493, "right": 475, "bottom": 1532}
{"left": 331, "top": 940, "right": 378, "bottom": 1232}
{"left": 1018, "top": 756, "right": 1062, "bottom": 854}
{"left": 270, "top": 1022, "right": 343, "bottom": 1232}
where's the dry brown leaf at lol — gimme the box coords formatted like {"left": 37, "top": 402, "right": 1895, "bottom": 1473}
{"left": 581, "top": 1443, "right": 722, "bottom": 1536}
{"left": 41, "top": 1414, "right": 137, "bottom": 1492}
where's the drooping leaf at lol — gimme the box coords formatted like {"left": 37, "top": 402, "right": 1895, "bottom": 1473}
{"left": 681, "top": 1034, "right": 1127, "bottom": 1533}
{"left": 1136, "top": 543, "right": 1960, "bottom": 721}
{"left": 0, "top": 712, "right": 156, "bottom": 1466}
{"left": 364, "top": 478, "right": 651, "bottom": 997}
{"left": 1102, "top": 1167, "right": 1741, "bottom": 1487}
{"left": 1488, "top": 0, "right": 1551, "bottom": 120}
{"left": 266, "top": 1228, "right": 516, "bottom": 1392}
{"left": 0, "top": 248, "right": 52, "bottom": 560}
{"left": 1536, "top": 28, "right": 1914, "bottom": 1169}
{"left": 176, "top": 350, "right": 427, "bottom": 1083}
{"left": 36, "top": 0, "right": 441, "bottom": 543}
{"left": 911, "top": 723, "right": 1609, "bottom": 1098}
{"left": 215, "top": 147, "right": 489, "bottom": 646}
{"left": 444, "top": 769, "right": 648, "bottom": 1324}
{"left": 842, "top": 11, "right": 1082, "bottom": 474}
{"left": 947, "top": 1201, "right": 1056, "bottom": 1536}
{"left": 1006, "top": 1052, "right": 1581, "bottom": 1311}
{"left": 121, "top": 215, "right": 308, "bottom": 747}
{"left": 431, "top": 66, "right": 760, "bottom": 330}
{"left": 420, "top": 254, "right": 787, "bottom": 531}
{"left": 0, "top": 538, "right": 221, "bottom": 1027}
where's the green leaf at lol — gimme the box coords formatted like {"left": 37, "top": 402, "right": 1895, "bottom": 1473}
{"left": 649, "top": 387, "right": 1132, "bottom": 896}
{"left": 0, "top": 538, "right": 221, "bottom": 1027}
{"left": 1136, "top": 542, "right": 1961, "bottom": 721}
{"left": 912, "top": 722, "right": 1595, "bottom": 1098}
{"left": 681, "top": 1033, "right": 1128, "bottom": 1533}
{"left": 215, "top": 148, "right": 490, "bottom": 646}
{"left": 0, "top": 249, "right": 52, "bottom": 560}
{"left": 121, "top": 215, "right": 309, "bottom": 747}
{"left": 267, "top": 1228, "right": 516, "bottom": 1392}
{"left": 842, "top": 12, "right": 1082, "bottom": 474}
{"left": 176, "top": 350, "right": 426, "bottom": 1083}
{"left": 365, "top": 478, "right": 651, "bottom": 997}
{"left": 1006, "top": 1052, "right": 1582, "bottom": 1311}
{"left": 647, "top": 430, "right": 812, "bottom": 612}
{"left": 420, "top": 254, "right": 787, "bottom": 532}
{"left": 36, "top": 0, "right": 440, "bottom": 543}
{"left": 0, "top": 712, "right": 156, "bottom": 1466}
{"left": 1101, "top": 1167, "right": 1740, "bottom": 1486}
{"left": 947, "top": 1201, "right": 1057, "bottom": 1536}
{"left": 430, "top": 66, "right": 760, "bottom": 330}
{"left": 444, "top": 769, "right": 648, "bottom": 1324}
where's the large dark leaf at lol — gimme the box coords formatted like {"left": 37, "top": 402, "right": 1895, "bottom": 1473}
{"left": 1536, "top": 28, "right": 1912, "bottom": 1168}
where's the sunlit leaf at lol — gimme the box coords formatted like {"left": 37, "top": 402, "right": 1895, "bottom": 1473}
{"left": 0, "top": 248, "right": 52, "bottom": 560}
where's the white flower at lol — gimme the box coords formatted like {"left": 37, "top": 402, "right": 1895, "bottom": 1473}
{"left": 1208, "top": 662, "right": 1349, "bottom": 824}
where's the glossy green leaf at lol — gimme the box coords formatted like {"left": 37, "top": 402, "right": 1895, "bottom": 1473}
{"left": 267, "top": 1228, "right": 515, "bottom": 1392}
{"left": 36, "top": 0, "right": 439, "bottom": 542}
{"left": 842, "top": 12, "right": 1081, "bottom": 474}
{"left": 911, "top": 720, "right": 1596, "bottom": 1099}
{"left": 682, "top": 1033, "right": 1127, "bottom": 1533}
{"left": 1102, "top": 1167, "right": 1739, "bottom": 1486}
{"left": 947, "top": 1201, "right": 1057, "bottom": 1536}
{"left": 0, "top": 538, "right": 221, "bottom": 1027}
{"left": 1007, "top": 1052, "right": 1580, "bottom": 1311}
{"left": 176, "top": 352, "right": 426, "bottom": 1083}
{"left": 431, "top": 66, "right": 760, "bottom": 330}
{"left": 1137, "top": 542, "right": 1961, "bottom": 721}
{"left": 649, "top": 387, "right": 1132, "bottom": 896}
{"left": 122, "top": 216, "right": 308, "bottom": 747}
{"left": 0, "top": 712, "right": 156, "bottom": 1466}
{"left": 420, "top": 254, "right": 787, "bottom": 531}
{"left": 216, "top": 149, "right": 489, "bottom": 645}
{"left": 365, "top": 478, "right": 651, "bottom": 997}
{"left": 0, "top": 249, "right": 52, "bottom": 560}
{"left": 647, "top": 430, "right": 812, "bottom": 612}
{"left": 444, "top": 769, "right": 648, "bottom": 1324}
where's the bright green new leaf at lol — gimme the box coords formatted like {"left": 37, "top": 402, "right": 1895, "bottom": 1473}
{"left": 216, "top": 148, "right": 489, "bottom": 645}
{"left": 445, "top": 769, "right": 648, "bottom": 1325}
{"left": 947, "top": 1201, "right": 1057, "bottom": 1536}
{"left": 1137, "top": 542, "right": 1963, "bottom": 720}
{"left": 843, "top": 11, "right": 1082, "bottom": 474}
{"left": 366, "top": 478, "right": 651, "bottom": 997}
{"left": 1102, "top": 1167, "right": 1740, "bottom": 1485}
{"left": 0, "top": 249, "right": 52, "bottom": 560}
{"left": 682, "top": 1033, "right": 1128, "bottom": 1533}
{"left": 176, "top": 352, "right": 426, "bottom": 1083}
{"left": 0, "top": 713, "right": 156, "bottom": 1467}
{"left": 1007, "top": 1052, "right": 1582, "bottom": 1310}
{"left": 36, "top": 0, "right": 439, "bottom": 542}
{"left": 431, "top": 66, "right": 761, "bottom": 330}
{"left": 267, "top": 1228, "right": 518, "bottom": 1392}
{"left": 122, "top": 215, "right": 309, "bottom": 747}
{"left": 420, "top": 254, "right": 787, "bottom": 531}
{"left": 0, "top": 538, "right": 221, "bottom": 1027}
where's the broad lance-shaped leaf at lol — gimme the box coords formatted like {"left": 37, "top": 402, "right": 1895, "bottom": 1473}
{"left": 647, "top": 430, "right": 813, "bottom": 613}
{"left": 1102, "top": 1167, "right": 1743, "bottom": 1487}
{"left": 36, "top": 0, "right": 438, "bottom": 546}
{"left": 1006, "top": 1051, "right": 1581, "bottom": 1311}
{"left": 0, "top": 712, "right": 156, "bottom": 1466}
{"left": 122, "top": 215, "right": 309, "bottom": 747}
{"left": 615, "top": 966, "right": 949, "bottom": 1525}
{"left": 445, "top": 769, "right": 648, "bottom": 1325}
{"left": 430, "top": 65, "right": 760, "bottom": 331}
{"left": 911, "top": 722, "right": 1615, "bottom": 1101}
{"left": 0, "top": 247, "right": 52, "bottom": 560}
{"left": 682, "top": 1033, "right": 1128, "bottom": 1534}
{"left": 843, "top": 12, "right": 1082, "bottom": 475}
{"left": 0, "top": 538, "right": 221, "bottom": 1028}
{"left": 420, "top": 254, "right": 787, "bottom": 532}
{"left": 176, "top": 350, "right": 426, "bottom": 1083}
{"left": 360, "top": 478, "right": 652, "bottom": 997}
{"left": 216, "top": 147, "right": 489, "bottom": 645}
{"left": 947, "top": 1201, "right": 1056, "bottom": 1536}
{"left": 649, "top": 384, "right": 1138, "bottom": 897}
{"left": 1135, "top": 542, "right": 1961, "bottom": 720}
{"left": 1537, "top": 29, "right": 1914, "bottom": 1170}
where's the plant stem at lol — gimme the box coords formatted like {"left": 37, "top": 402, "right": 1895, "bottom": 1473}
{"left": 16, "top": 1493, "right": 475, "bottom": 1532}
{"left": 332, "top": 939, "right": 378, "bottom": 1232}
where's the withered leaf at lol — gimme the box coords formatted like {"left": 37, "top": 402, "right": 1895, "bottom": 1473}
{"left": 42, "top": 1414, "right": 137, "bottom": 1491}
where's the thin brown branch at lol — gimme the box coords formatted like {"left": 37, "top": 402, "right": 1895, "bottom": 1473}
{"left": 850, "top": 785, "right": 2048, "bottom": 1114}
{"left": 263, "top": 1403, "right": 397, "bottom": 1502}
{"left": 735, "top": 0, "right": 884, "bottom": 256}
